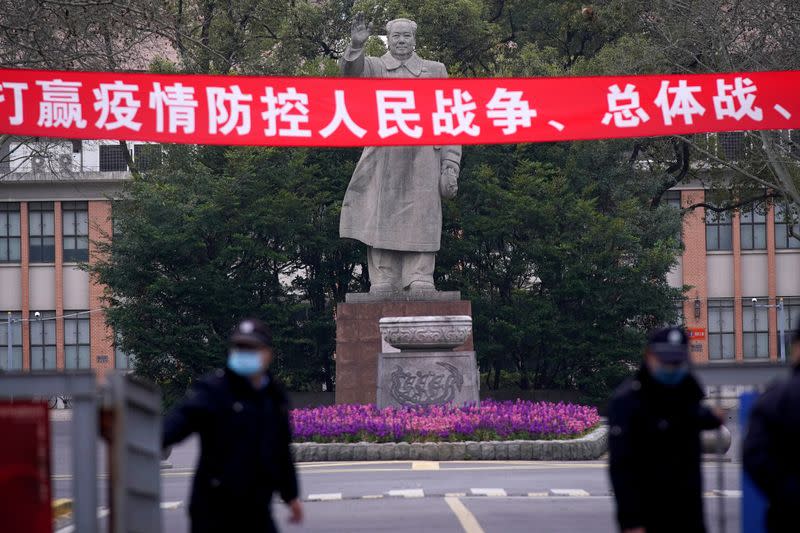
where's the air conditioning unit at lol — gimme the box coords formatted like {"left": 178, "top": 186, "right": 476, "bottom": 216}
{"left": 58, "top": 153, "right": 74, "bottom": 172}
{"left": 31, "top": 155, "right": 47, "bottom": 173}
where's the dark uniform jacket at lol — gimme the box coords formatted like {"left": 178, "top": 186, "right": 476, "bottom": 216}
{"left": 608, "top": 366, "right": 721, "bottom": 533}
{"left": 742, "top": 366, "right": 800, "bottom": 533}
{"left": 163, "top": 368, "right": 298, "bottom": 533}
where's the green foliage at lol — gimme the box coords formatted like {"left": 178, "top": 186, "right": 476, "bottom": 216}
{"left": 89, "top": 0, "right": 692, "bottom": 404}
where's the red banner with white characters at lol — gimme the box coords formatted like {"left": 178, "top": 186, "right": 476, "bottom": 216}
{"left": 0, "top": 68, "right": 798, "bottom": 147}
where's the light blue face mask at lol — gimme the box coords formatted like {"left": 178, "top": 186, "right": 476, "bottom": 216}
{"left": 652, "top": 366, "right": 688, "bottom": 386}
{"left": 227, "top": 349, "right": 264, "bottom": 377}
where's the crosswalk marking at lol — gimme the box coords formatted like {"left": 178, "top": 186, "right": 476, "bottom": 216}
{"left": 308, "top": 493, "right": 343, "bottom": 501}
{"left": 469, "top": 488, "right": 507, "bottom": 497}
{"left": 548, "top": 489, "right": 590, "bottom": 497}
{"left": 388, "top": 488, "right": 425, "bottom": 498}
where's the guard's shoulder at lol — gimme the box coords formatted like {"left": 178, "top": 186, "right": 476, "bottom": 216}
{"left": 612, "top": 376, "right": 643, "bottom": 402}
{"left": 194, "top": 368, "right": 228, "bottom": 392}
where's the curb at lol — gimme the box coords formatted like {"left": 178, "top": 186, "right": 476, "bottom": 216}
{"left": 53, "top": 498, "right": 72, "bottom": 519}
{"left": 291, "top": 425, "right": 608, "bottom": 462}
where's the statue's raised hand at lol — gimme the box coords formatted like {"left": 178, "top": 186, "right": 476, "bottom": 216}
{"left": 351, "top": 11, "right": 371, "bottom": 48}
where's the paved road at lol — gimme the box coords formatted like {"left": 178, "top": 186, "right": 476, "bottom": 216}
{"left": 51, "top": 419, "right": 743, "bottom": 533}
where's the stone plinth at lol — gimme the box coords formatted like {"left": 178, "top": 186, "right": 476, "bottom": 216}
{"left": 335, "top": 296, "right": 472, "bottom": 405}
{"left": 377, "top": 351, "right": 479, "bottom": 409}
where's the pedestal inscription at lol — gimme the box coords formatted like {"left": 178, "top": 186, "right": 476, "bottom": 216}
{"left": 378, "top": 351, "right": 478, "bottom": 408}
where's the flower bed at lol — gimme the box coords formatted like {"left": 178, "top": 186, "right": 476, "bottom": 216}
{"left": 290, "top": 400, "right": 600, "bottom": 443}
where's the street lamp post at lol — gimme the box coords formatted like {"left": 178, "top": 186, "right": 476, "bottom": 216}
{"left": 752, "top": 298, "right": 787, "bottom": 363}
{"left": 6, "top": 311, "right": 12, "bottom": 371}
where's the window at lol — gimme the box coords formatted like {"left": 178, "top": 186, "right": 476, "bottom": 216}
{"left": 30, "top": 311, "right": 56, "bottom": 370}
{"left": 742, "top": 299, "right": 769, "bottom": 359}
{"left": 0, "top": 138, "right": 9, "bottom": 173}
{"left": 0, "top": 312, "right": 23, "bottom": 370}
{"left": 708, "top": 299, "right": 734, "bottom": 360}
{"left": 99, "top": 144, "right": 128, "bottom": 172}
{"left": 64, "top": 311, "right": 90, "bottom": 369}
{"left": 740, "top": 204, "right": 766, "bottom": 250}
{"left": 62, "top": 201, "right": 89, "bottom": 262}
{"left": 779, "top": 297, "right": 800, "bottom": 360}
{"left": 775, "top": 203, "right": 800, "bottom": 249}
{"left": 133, "top": 144, "right": 162, "bottom": 171}
{"left": 29, "top": 202, "right": 55, "bottom": 263}
{"left": 664, "top": 191, "right": 683, "bottom": 244}
{"left": 0, "top": 203, "right": 21, "bottom": 262}
{"left": 115, "top": 337, "right": 135, "bottom": 370}
{"left": 705, "top": 209, "right": 732, "bottom": 251}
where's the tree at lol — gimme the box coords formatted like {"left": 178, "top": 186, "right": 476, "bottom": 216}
{"left": 438, "top": 141, "right": 682, "bottom": 399}
{"left": 91, "top": 144, "right": 365, "bottom": 404}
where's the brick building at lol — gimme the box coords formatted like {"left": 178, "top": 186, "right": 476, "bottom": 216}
{"left": 666, "top": 186, "right": 800, "bottom": 362}
{"left": 0, "top": 139, "right": 141, "bottom": 377}
{"left": 1, "top": 138, "right": 798, "bottom": 377}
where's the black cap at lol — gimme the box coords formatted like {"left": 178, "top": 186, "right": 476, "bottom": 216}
{"left": 646, "top": 326, "right": 688, "bottom": 364}
{"left": 229, "top": 318, "right": 272, "bottom": 348}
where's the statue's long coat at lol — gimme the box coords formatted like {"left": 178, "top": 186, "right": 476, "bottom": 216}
{"left": 339, "top": 47, "right": 462, "bottom": 252}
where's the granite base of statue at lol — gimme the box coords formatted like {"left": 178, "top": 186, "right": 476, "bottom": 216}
{"left": 334, "top": 292, "right": 476, "bottom": 405}
{"left": 376, "top": 315, "right": 479, "bottom": 409}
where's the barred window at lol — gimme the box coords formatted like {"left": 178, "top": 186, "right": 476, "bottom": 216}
{"left": 742, "top": 299, "right": 769, "bottom": 359}
{"left": 0, "top": 312, "right": 23, "bottom": 370}
{"left": 0, "top": 203, "right": 21, "bottom": 262}
{"left": 64, "top": 311, "right": 91, "bottom": 369}
{"left": 779, "top": 297, "right": 800, "bottom": 360}
{"left": 133, "top": 144, "right": 162, "bottom": 171}
{"left": 775, "top": 203, "right": 800, "bottom": 249}
{"left": 115, "top": 336, "right": 135, "bottom": 370}
{"left": 706, "top": 209, "right": 732, "bottom": 251}
{"left": 740, "top": 204, "right": 766, "bottom": 250}
{"left": 99, "top": 144, "right": 128, "bottom": 172}
{"left": 62, "top": 201, "right": 89, "bottom": 262}
{"left": 30, "top": 311, "right": 56, "bottom": 370}
{"left": 29, "top": 202, "right": 55, "bottom": 263}
{"left": 708, "top": 299, "right": 734, "bottom": 360}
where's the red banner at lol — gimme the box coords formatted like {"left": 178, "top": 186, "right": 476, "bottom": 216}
{"left": 0, "top": 68, "right": 797, "bottom": 147}
{"left": 0, "top": 401, "right": 52, "bottom": 533}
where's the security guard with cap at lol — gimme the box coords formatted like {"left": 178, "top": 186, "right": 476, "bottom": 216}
{"left": 742, "top": 319, "right": 800, "bottom": 533}
{"left": 162, "top": 318, "right": 303, "bottom": 533}
{"left": 608, "top": 326, "right": 724, "bottom": 533}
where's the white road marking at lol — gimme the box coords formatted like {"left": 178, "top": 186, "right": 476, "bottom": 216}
{"left": 160, "top": 501, "right": 183, "bottom": 510}
{"left": 445, "top": 496, "right": 486, "bottom": 533}
{"left": 527, "top": 491, "right": 549, "bottom": 497}
{"left": 412, "top": 461, "right": 440, "bottom": 470}
{"left": 361, "top": 494, "right": 384, "bottom": 499}
{"left": 469, "top": 488, "right": 507, "bottom": 497}
{"left": 55, "top": 508, "right": 109, "bottom": 533}
{"left": 307, "top": 493, "right": 343, "bottom": 501}
{"left": 387, "top": 488, "right": 425, "bottom": 498}
{"left": 548, "top": 488, "right": 590, "bottom": 497}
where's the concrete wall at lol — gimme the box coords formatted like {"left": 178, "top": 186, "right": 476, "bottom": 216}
{"left": 776, "top": 252, "right": 800, "bottom": 295}
{"left": 706, "top": 254, "right": 734, "bottom": 297}
{"left": 28, "top": 266, "right": 55, "bottom": 310}
{"left": 741, "top": 253, "right": 769, "bottom": 297}
{"left": 63, "top": 267, "right": 89, "bottom": 310}
{"left": 0, "top": 266, "right": 22, "bottom": 309}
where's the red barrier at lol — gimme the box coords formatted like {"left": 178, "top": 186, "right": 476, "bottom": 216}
{"left": 0, "top": 401, "right": 52, "bottom": 533}
{"left": 0, "top": 69, "right": 798, "bottom": 147}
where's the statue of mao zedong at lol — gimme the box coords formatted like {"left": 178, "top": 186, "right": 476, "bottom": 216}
{"left": 339, "top": 13, "right": 462, "bottom": 293}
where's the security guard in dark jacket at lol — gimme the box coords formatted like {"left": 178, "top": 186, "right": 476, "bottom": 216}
{"left": 163, "top": 318, "right": 303, "bottom": 533}
{"left": 608, "top": 326, "right": 723, "bottom": 533}
{"left": 743, "top": 321, "right": 800, "bottom": 533}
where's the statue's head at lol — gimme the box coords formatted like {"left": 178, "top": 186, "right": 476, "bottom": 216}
{"left": 386, "top": 18, "right": 416, "bottom": 61}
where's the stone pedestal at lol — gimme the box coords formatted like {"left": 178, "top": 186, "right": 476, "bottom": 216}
{"left": 377, "top": 351, "right": 479, "bottom": 408}
{"left": 335, "top": 293, "right": 472, "bottom": 405}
